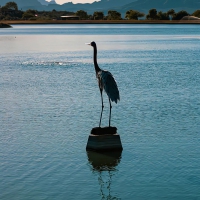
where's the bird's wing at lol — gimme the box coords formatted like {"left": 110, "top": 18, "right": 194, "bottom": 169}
{"left": 100, "top": 70, "right": 120, "bottom": 103}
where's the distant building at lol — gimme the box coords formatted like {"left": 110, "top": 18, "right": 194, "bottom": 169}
{"left": 181, "top": 16, "right": 200, "bottom": 20}
{"left": 60, "top": 16, "right": 80, "bottom": 20}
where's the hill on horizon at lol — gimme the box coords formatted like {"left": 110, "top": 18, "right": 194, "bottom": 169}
{"left": 120, "top": 0, "right": 200, "bottom": 14}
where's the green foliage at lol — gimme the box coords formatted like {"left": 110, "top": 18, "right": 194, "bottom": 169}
{"left": 146, "top": 9, "right": 170, "bottom": 20}
{"left": 93, "top": 11, "right": 104, "bottom": 20}
{"left": 157, "top": 11, "right": 169, "bottom": 20}
{"left": 0, "top": 1, "right": 22, "bottom": 19}
{"left": 125, "top": 10, "right": 144, "bottom": 20}
{"left": 146, "top": 8, "right": 158, "bottom": 20}
{"left": 3, "top": 15, "right": 12, "bottom": 20}
{"left": 107, "top": 10, "right": 121, "bottom": 20}
{"left": 87, "top": 14, "right": 93, "bottom": 20}
{"left": 167, "top": 9, "right": 175, "bottom": 19}
{"left": 4, "top": 1, "right": 18, "bottom": 10}
{"left": 192, "top": 10, "right": 200, "bottom": 18}
{"left": 22, "top": 13, "right": 34, "bottom": 19}
{"left": 38, "top": 10, "right": 74, "bottom": 20}
{"left": 172, "top": 10, "right": 190, "bottom": 20}
{"left": 22, "top": 10, "right": 36, "bottom": 19}
{"left": 75, "top": 10, "right": 88, "bottom": 19}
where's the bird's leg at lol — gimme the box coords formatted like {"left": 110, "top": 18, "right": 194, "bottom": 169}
{"left": 109, "top": 98, "right": 112, "bottom": 127}
{"left": 99, "top": 89, "right": 104, "bottom": 127}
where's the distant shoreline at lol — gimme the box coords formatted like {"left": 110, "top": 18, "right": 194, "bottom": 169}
{"left": 1, "top": 20, "right": 200, "bottom": 25}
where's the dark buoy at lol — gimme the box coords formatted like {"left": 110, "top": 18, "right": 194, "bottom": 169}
{"left": 0, "top": 23, "right": 12, "bottom": 28}
{"left": 86, "top": 127, "right": 123, "bottom": 151}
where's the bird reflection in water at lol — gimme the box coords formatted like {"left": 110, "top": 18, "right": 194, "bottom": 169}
{"left": 87, "top": 150, "right": 122, "bottom": 200}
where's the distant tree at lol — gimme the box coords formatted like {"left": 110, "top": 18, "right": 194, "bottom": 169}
{"left": 0, "top": 6, "right": 7, "bottom": 14}
{"left": 22, "top": 9, "right": 36, "bottom": 19}
{"left": 22, "top": 12, "right": 34, "bottom": 19}
{"left": 157, "top": 11, "right": 169, "bottom": 20}
{"left": 87, "top": 14, "right": 93, "bottom": 20}
{"left": 36, "top": 10, "right": 74, "bottom": 20}
{"left": 3, "top": 15, "right": 12, "bottom": 20}
{"left": 75, "top": 10, "right": 88, "bottom": 19}
{"left": 4, "top": 1, "right": 18, "bottom": 10}
{"left": 146, "top": 8, "right": 158, "bottom": 20}
{"left": 172, "top": 10, "right": 190, "bottom": 20}
{"left": 125, "top": 10, "right": 144, "bottom": 20}
{"left": 167, "top": 9, "right": 175, "bottom": 20}
{"left": 107, "top": 10, "right": 121, "bottom": 20}
{"left": 0, "top": 2, "right": 23, "bottom": 19}
{"left": 0, "top": 2, "right": 16, "bottom": 14}
{"left": 192, "top": 10, "right": 200, "bottom": 18}
{"left": 93, "top": 11, "right": 104, "bottom": 20}
{"left": 0, "top": 13, "right": 4, "bottom": 20}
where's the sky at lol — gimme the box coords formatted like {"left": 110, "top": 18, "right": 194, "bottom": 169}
{"left": 47, "top": 0, "right": 100, "bottom": 4}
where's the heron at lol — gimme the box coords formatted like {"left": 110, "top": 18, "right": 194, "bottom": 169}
{"left": 87, "top": 41, "right": 120, "bottom": 127}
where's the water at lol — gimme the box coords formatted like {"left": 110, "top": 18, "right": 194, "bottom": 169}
{"left": 0, "top": 24, "right": 200, "bottom": 199}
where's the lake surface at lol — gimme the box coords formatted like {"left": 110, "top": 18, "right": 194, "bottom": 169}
{"left": 1, "top": 24, "right": 200, "bottom": 200}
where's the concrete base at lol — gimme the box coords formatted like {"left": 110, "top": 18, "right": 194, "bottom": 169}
{"left": 86, "top": 127, "right": 123, "bottom": 151}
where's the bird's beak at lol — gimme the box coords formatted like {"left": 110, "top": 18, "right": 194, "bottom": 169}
{"left": 85, "top": 43, "right": 91, "bottom": 45}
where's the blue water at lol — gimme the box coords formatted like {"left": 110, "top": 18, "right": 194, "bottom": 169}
{"left": 0, "top": 24, "right": 200, "bottom": 199}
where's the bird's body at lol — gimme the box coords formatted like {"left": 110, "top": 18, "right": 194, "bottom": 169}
{"left": 97, "top": 70, "right": 120, "bottom": 103}
{"left": 88, "top": 41, "right": 120, "bottom": 127}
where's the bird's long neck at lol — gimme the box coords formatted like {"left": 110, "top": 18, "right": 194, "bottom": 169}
{"left": 93, "top": 45, "right": 101, "bottom": 74}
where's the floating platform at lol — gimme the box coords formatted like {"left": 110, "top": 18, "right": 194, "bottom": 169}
{"left": 86, "top": 127, "right": 123, "bottom": 151}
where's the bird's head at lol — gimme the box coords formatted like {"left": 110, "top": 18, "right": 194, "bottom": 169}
{"left": 86, "top": 41, "right": 96, "bottom": 47}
